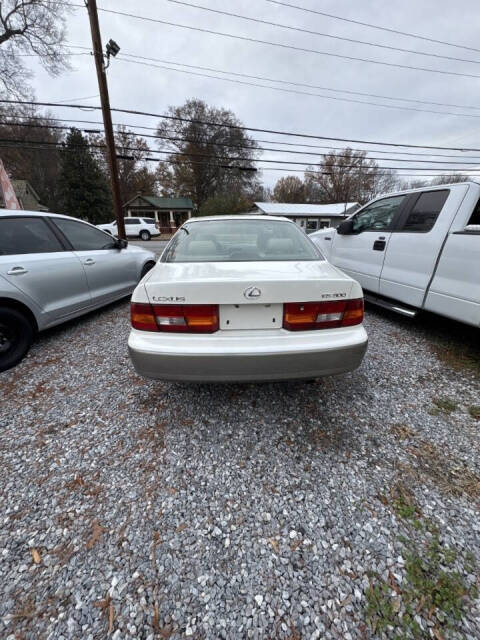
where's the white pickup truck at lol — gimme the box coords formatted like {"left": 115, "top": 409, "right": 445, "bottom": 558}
{"left": 310, "top": 181, "right": 480, "bottom": 327}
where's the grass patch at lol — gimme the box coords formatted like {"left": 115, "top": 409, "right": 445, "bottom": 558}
{"left": 429, "top": 397, "right": 458, "bottom": 416}
{"left": 407, "top": 440, "right": 480, "bottom": 499}
{"left": 390, "top": 423, "right": 415, "bottom": 440}
{"left": 468, "top": 405, "right": 480, "bottom": 420}
{"left": 391, "top": 484, "right": 421, "bottom": 522}
{"left": 366, "top": 536, "right": 478, "bottom": 637}
{"left": 430, "top": 340, "right": 480, "bottom": 379}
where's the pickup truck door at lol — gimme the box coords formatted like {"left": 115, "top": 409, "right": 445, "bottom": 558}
{"left": 51, "top": 217, "right": 138, "bottom": 304}
{"left": 0, "top": 216, "right": 91, "bottom": 322}
{"left": 378, "top": 187, "right": 468, "bottom": 307}
{"left": 425, "top": 194, "right": 480, "bottom": 326}
{"left": 330, "top": 194, "right": 408, "bottom": 293}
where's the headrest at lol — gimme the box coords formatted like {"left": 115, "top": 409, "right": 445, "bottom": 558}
{"left": 265, "top": 237, "right": 295, "bottom": 254}
{"left": 186, "top": 239, "right": 217, "bottom": 255}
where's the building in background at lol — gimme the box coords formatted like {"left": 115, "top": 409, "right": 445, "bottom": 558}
{"left": 254, "top": 202, "right": 360, "bottom": 232}
{"left": 0, "top": 179, "right": 48, "bottom": 211}
{"left": 124, "top": 194, "right": 194, "bottom": 233}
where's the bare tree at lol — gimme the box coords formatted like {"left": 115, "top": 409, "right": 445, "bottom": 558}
{"left": 272, "top": 175, "right": 305, "bottom": 203}
{"left": 364, "top": 168, "right": 401, "bottom": 200}
{"left": 399, "top": 178, "right": 429, "bottom": 190}
{"left": 155, "top": 98, "right": 259, "bottom": 208}
{"left": 430, "top": 173, "right": 470, "bottom": 186}
{"left": 0, "top": 103, "right": 64, "bottom": 209}
{"left": 305, "top": 148, "right": 401, "bottom": 204}
{"left": 88, "top": 126, "right": 158, "bottom": 204}
{"left": 0, "top": 0, "right": 71, "bottom": 98}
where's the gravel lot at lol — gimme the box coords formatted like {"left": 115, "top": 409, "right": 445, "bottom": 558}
{"left": 1, "top": 303, "right": 479, "bottom": 640}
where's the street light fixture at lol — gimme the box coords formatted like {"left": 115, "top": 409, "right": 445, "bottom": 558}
{"left": 106, "top": 39, "right": 120, "bottom": 58}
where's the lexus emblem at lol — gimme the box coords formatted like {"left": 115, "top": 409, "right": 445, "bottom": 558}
{"left": 244, "top": 286, "right": 262, "bottom": 299}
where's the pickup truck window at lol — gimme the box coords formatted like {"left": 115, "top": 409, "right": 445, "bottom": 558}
{"left": 399, "top": 190, "right": 449, "bottom": 233}
{"left": 467, "top": 198, "right": 480, "bottom": 226}
{"left": 352, "top": 195, "right": 405, "bottom": 233}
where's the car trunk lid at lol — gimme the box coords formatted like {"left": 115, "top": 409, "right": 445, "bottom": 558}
{"left": 144, "top": 260, "right": 354, "bottom": 306}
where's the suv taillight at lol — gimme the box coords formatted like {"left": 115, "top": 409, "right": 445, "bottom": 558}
{"left": 131, "top": 303, "right": 219, "bottom": 333}
{"left": 283, "top": 298, "right": 363, "bottom": 331}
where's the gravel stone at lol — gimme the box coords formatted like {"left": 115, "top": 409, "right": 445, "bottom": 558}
{"left": 0, "top": 301, "right": 479, "bottom": 639}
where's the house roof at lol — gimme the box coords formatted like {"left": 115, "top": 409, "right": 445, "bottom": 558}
{"left": 12, "top": 179, "right": 41, "bottom": 202}
{"left": 10, "top": 179, "right": 49, "bottom": 211}
{"left": 124, "top": 195, "right": 194, "bottom": 210}
{"left": 254, "top": 202, "right": 359, "bottom": 217}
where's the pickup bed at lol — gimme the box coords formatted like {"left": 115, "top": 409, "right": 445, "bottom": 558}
{"left": 310, "top": 182, "right": 480, "bottom": 327}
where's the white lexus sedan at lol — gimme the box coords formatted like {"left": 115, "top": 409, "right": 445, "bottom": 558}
{"left": 128, "top": 216, "right": 368, "bottom": 382}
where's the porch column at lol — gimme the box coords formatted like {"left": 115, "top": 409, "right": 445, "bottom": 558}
{"left": 187, "top": 210, "right": 192, "bottom": 219}
{"left": 169, "top": 210, "right": 175, "bottom": 229}
{"left": 154, "top": 210, "right": 159, "bottom": 223}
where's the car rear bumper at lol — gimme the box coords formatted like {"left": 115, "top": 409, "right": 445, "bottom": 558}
{"left": 128, "top": 325, "right": 368, "bottom": 382}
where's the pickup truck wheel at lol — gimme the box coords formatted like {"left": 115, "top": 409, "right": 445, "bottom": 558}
{"left": 140, "top": 230, "right": 151, "bottom": 241}
{"left": 0, "top": 307, "right": 34, "bottom": 372}
{"left": 140, "top": 261, "right": 156, "bottom": 280}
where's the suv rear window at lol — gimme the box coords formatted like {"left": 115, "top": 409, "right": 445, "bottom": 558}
{"left": 162, "top": 219, "right": 323, "bottom": 262}
{"left": 400, "top": 190, "right": 449, "bottom": 232}
{"left": 125, "top": 218, "right": 140, "bottom": 225}
{"left": 143, "top": 218, "right": 156, "bottom": 224}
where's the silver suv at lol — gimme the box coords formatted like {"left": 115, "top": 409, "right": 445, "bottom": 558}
{"left": 0, "top": 211, "right": 156, "bottom": 371}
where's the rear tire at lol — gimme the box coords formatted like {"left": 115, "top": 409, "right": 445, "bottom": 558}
{"left": 140, "top": 230, "right": 151, "bottom": 241}
{"left": 0, "top": 307, "right": 34, "bottom": 372}
{"left": 140, "top": 261, "right": 155, "bottom": 280}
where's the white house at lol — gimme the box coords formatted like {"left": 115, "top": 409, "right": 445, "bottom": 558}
{"left": 254, "top": 202, "right": 360, "bottom": 233}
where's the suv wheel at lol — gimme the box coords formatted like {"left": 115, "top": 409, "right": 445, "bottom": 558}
{"left": 0, "top": 307, "right": 34, "bottom": 372}
{"left": 140, "top": 230, "right": 151, "bottom": 241}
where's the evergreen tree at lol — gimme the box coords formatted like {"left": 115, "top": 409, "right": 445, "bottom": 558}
{"left": 59, "top": 128, "right": 112, "bottom": 224}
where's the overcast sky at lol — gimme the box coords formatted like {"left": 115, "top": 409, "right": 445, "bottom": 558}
{"left": 27, "top": 0, "right": 480, "bottom": 187}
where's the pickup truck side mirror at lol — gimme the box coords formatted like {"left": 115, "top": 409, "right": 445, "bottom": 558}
{"left": 337, "top": 219, "right": 355, "bottom": 235}
{"left": 114, "top": 238, "right": 128, "bottom": 249}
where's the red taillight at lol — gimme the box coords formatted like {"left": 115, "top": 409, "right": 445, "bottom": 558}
{"left": 341, "top": 298, "right": 364, "bottom": 327}
{"left": 131, "top": 302, "right": 219, "bottom": 333}
{"left": 283, "top": 298, "right": 363, "bottom": 331}
{"left": 131, "top": 302, "right": 158, "bottom": 332}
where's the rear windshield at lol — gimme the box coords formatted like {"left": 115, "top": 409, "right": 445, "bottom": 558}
{"left": 162, "top": 219, "right": 323, "bottom": 262}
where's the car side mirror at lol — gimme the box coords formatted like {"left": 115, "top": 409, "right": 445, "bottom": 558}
{"left": 337, "top": 219, "right": 355, "bottom": 235}
{"left": 114, "top": 238, "right": 128, "bottom": 249}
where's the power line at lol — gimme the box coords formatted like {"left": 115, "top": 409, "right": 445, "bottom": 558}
{"left": 3, "top": 99, "right": 480, "bottom": 152}
{"left": 1, "top": 140, "right": 475, "bottom": 178}
{"left": 0, "top": 140, "right": 256, "bottom": 172}
{"left": 56, "top": 94, "right": 99, "bottom": 103}
{"left": 3, "top": 136, "right": 479, "bottom": 172}
{"left": 81, "top": 5, "right": 480, "bottom": 80}
{"left": 167, "top": 0, "right": 480, "bottom": 66}
{"left": 4, "top": 120, "right": 480, "bottom": 167}
{"left": 114, "top": 51, "right": 480, "bottom": 112}
{"left": 66, "top": 44, "right": 480, "bottom": 112}
{"left": 29, "top": 39, "right": 480, "bottom": 119}
{"left": 117, "top": 55, "right": 480, "bottom": 121}
{"left": 60, "top": 45, "right": 480, "bottom": 119}
{"left": 6, "top": 113, "right": 480, "bottom": 160}
{"left": 266, "top": 0, "right": 480, "bottom": 55}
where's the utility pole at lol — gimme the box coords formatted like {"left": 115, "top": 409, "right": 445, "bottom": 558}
{"left": 85, "top": 0, "right": 125, "bottom": 239}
